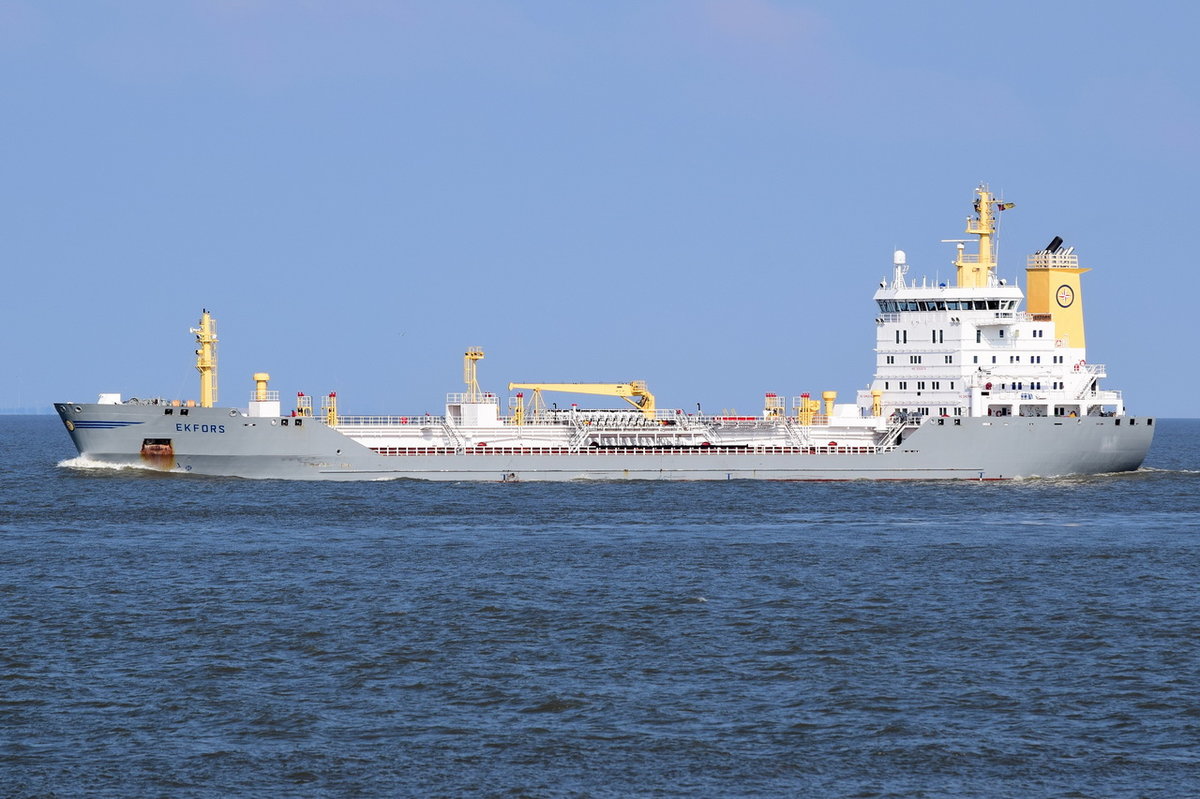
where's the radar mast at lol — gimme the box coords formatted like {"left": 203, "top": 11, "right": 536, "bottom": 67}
{"left": 954, "top": 184, "right": 1014, "bottom": 288}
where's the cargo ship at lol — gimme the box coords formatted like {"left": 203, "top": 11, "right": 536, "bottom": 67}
{"left": 56, "top": 186, "right": 1154, "bottom": 480}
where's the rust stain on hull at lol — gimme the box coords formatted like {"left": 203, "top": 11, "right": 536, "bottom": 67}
{"left": 140, "top": 438, "right": 175, "bottom": 470}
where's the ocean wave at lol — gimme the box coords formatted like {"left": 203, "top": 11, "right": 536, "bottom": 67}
{"left": 57, "top": 456, "right": 151, "bottom": 472}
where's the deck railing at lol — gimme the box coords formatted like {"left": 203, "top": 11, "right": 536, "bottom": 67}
{"left": 336, "top": 414, "right": 445, "bottom": 427}
{"left": 366, "top": 444, "right": 897, "bottom": 457}
{"left": 331, "top": 411, "right": 866, "bottom": 430}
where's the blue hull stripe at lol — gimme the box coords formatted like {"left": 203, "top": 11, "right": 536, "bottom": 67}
{"left": 72, "top": 420, "right": 145, "bottom": 429}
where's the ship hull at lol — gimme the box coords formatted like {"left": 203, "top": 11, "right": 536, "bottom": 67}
{"left": 55, "top": 403, "right": 1155, "bottom": 481}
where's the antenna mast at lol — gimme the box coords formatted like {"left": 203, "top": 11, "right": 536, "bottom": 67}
{"left": 955, "top": 184, "right": 1014, "bottom": 288}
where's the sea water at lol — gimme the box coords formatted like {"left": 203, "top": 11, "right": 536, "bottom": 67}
{"left": 2, "top": 416, "right": 1198, "bottom": 797}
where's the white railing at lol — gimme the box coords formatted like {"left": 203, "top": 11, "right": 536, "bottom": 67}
{"left": 978, "top": 388, "right": 1123, "bottom": 406}
{"left": 1027, "top": 251, "right": 1080, "bottom": 269}
{"left": 445, "top": 392, "right": 499, "bottom": 405}
{"left": 330, "top": 410, "right": 864, "bottom": 430}
{"left": 369, "top": 444, "right": 901, "bottom": 457}
{"left": 249, "top": 390, "right": 280, "bottom": 401}
{"left": 336, "top": 414, "right": 445, "bottom": 426}
{"left": 981, "top": 390, "right": 1051, "bottom": 402}
{"left": 1081, "top": 389, "right": 1123, "bottom": 403}
{"left": 975, "top": 314, "right": 1035, "bottom": 328}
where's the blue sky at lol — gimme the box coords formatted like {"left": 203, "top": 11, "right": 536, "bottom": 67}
{"left": 1, "top": 1, "right": 1195, "bottom": 416}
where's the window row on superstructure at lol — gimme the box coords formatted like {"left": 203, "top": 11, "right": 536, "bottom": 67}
{"left": 877, "top": 299, "right": 1019, "bottom": 312}
{"left": 882, "top": 355, "right": 960, "bottom": 364}
{"left": 885, "top": 404, "right": 1094, "bottom": 418}
{"left": 883, "top": 381, "right": 957, "bottom": 390}
{"left": 885, "top": 380, "right": 1052, "bottom": 390}
{"left": 890, "top": 327, "right": 1052, "bottom": 345}
{"left": 880, "top": 353, "right": 1068, "bottom": 366}
{"left": 880, "top": 379, "right": 1065, "bottom": 391}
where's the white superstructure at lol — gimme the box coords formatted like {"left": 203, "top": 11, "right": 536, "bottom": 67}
{"left": 862, "top": 239, "right": 1122, "bottom": 421}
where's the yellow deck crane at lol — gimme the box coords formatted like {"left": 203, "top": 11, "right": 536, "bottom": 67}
{"left": 507, "top": 381, "right": 657, "bottom": 420}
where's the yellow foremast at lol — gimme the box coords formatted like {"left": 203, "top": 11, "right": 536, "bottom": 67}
{"left": 192, "top": 309, "right": 218, "bottom": 408}
{"left": 955, "top": 185, "right": 1014, "bottom": 288}
{"left": 464, "top": 347, "right": 485, "bottom": 402}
